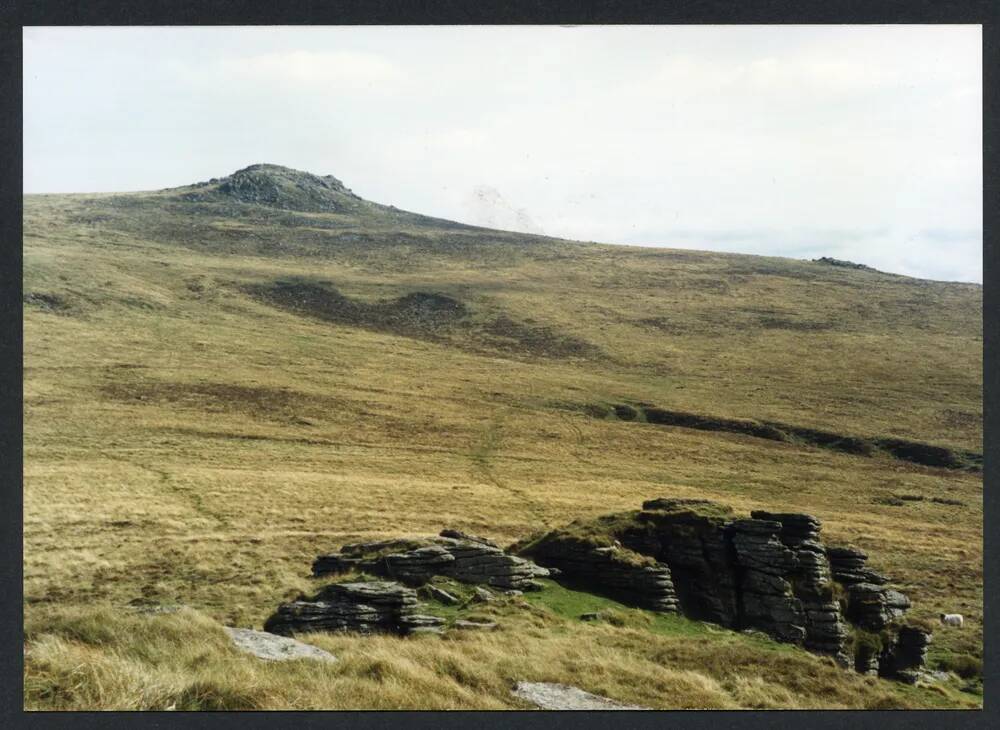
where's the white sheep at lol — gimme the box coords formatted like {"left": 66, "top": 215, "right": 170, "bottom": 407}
{"left": 940, "top": 613, "right": 964, "bottom": 628}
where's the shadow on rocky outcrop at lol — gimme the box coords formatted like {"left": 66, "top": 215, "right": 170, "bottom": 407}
{"left": 266, "top": 504, "right": 932, "bottom": 684}
{"left": 583, "top": 403, "right": 981, "bottom": 472}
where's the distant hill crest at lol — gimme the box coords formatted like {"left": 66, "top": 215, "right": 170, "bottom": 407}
{"left": 181, "top": 163, "right": 362, "bottom": 212}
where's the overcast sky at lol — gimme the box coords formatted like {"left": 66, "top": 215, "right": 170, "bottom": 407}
{"left": 24, "top": 26, "right": 982, "bottom": 282}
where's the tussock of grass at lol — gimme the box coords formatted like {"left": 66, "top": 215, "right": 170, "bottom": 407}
{"left": 933, "top": 652, "right": 982, "bottom": 680}
{"left": 26, "top": 599, "right": 977, "bottom": 711}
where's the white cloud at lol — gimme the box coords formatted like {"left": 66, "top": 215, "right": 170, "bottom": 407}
{"left": 217, "top": 49, "right": 404, "bottom": 88}
{"left": 461, "top": 185, "right": 545, "bottom": 235}
{"left": 165, "top": 49, "right": 405, "bottom": 94}
{"left": 22, "top": 25, "right": 983, "bottom": 282}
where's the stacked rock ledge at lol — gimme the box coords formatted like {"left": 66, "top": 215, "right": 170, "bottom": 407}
{"left": 313, "top": 530, "right": 550, "bottom": 591}
{"left": 263, "top": 580, "right": 444, "bottom": 637}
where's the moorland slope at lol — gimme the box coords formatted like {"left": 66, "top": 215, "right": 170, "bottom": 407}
{"left": 22, "top": 164, "right": 983, "bottom": 709}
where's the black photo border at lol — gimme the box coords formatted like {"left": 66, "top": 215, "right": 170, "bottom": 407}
{"left": 1, "top": 2, "right": 996, "bottom": 729}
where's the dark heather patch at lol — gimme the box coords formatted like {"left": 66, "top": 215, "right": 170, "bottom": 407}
{"left": 478, "top": 316, "right": 603, "bottom": 360}
{"left": 245, "top": 278, "right": 602, "bottom": 361}
{"left": 642, "top": 407, "right": 788, "bottom": 442}
{"left": 873, "top": 496, "right": 906, "bottom": 507}
{"left": 778, "top": 425, "right": 873, "bottom": 456}
{"left": 874, "top": 438, "right": 975, "bottom": 470}
{"left": 23, "top": 292, "right": 72, "bottom": 313}
{"left": 634, "top": 317, "right": 689, "bottom": 335}
{"left": 613, "top": 404, "right": 639, "bottom": 421}
{"left": 756, "top": 315, "right": 834, "bottom": 332}
{"left": 101, "top": 379, "right": 342, "bottom": 422}
{"left": 939, "top": 409, "right": 980, "bottom": 429}
{"left": 245, "top": 278, "right": 467, "bottom": 341}
{"left": 929, "top": 497, "right": 965, "bottom": 506}
{"left": 577, "top": 403, "right": 981, "bottom": 473}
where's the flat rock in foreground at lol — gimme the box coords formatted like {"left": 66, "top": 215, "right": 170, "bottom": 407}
{"left": 224, "top": 627, "right": 337, "bottom": 663}
{"left": 511, "top": 682, "right": 648, "bottom": 710}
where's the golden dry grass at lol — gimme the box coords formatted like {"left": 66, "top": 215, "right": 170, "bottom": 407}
{"left": 22, "top": 188, "right": 983, "bottom": 709}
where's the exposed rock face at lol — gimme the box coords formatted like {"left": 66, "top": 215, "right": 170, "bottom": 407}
{"left": 854, "top": 640, "right": 881, "bottom": 675}
{"left": 750, "top": 511, "right": 848, "bottom": 660}
{"left": 439, "top": 529, "right": 499, "bottom": 548}
{"left": 814, "top": 256, "right": 876, "bottom": 271}
{"left": 197, "top": 163, "right": 361, "bottom": 212}
{"left": 730, "top": 518, "right": 806, "bottom": 644}
{"left": 515, "top": 497, "right": 922, "bottom": 678}
{"left": 627, "top": 503, "right": 740, "bottom": 624}
{"left": 846, "top": 583, "right": 911, "bottom": 631}
{"left": 826, "top": 545, "right": 888, "bottom": 586}
{"left": 879, "top": 625, "right": 933, "bottom": 683}
{"left": 313, "top": 530, "right": 549, "bottom": 590}
{"left": 263, "top": 581, "right": 443, "bottom": 636}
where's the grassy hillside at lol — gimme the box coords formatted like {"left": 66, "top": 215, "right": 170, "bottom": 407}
{"left": 22, "top": 165, "right": 983, "bottom": 709}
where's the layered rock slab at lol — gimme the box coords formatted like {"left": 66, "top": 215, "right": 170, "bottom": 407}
{"left": 263, "top": 581, "right": 443, "bottom": 637}
{"left": 313, "top": 530, "right": 549, "bottom": 590}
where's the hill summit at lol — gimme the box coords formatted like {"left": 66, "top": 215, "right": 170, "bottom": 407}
{"left": 181, "top": 163, "right": 362, "bottom": 213}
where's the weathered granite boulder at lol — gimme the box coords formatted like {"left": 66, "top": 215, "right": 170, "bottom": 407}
{"left": 224, "top": 627, "right": 338, "bottom": 663}
{"left": 746, "top": 512, "right": 848, "bottom": 662}
{"left": 312, "top": 538, "right": 424, "bottom": 576}
{"left": 472, "top": 586, "right": 495, "bottom": 603}
{"left": 444, "top": 537, "right": 549, "bottom": 589}
{"left": 826, "top": 545, "right": 888, "bottom": 586}
{"left": 403, "top": 613, "right": 448, "bottom": 635}
{"left": 879, "top": 625, "right": 933, "bottom": 683}
{"left": 421, "top": 585, "right": 459, "bottom": 605}
{"left": 263, "top": 580, "right": 442, "bottom": 636}
{"left": 750, "top": 511, "right": 821, "bottom": 543}
{"left": 384, "top": 544, "right": 456, "bottom": 583}
{"left": 846, "top": 583, "right": 911, "bottom": 631}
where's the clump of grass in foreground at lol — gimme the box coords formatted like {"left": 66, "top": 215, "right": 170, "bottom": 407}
{"left": 23, "top": 598, "right": 980, "bottom": 711}
{"left": 933, "top": 652, "right": 983, "bottom": 680}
